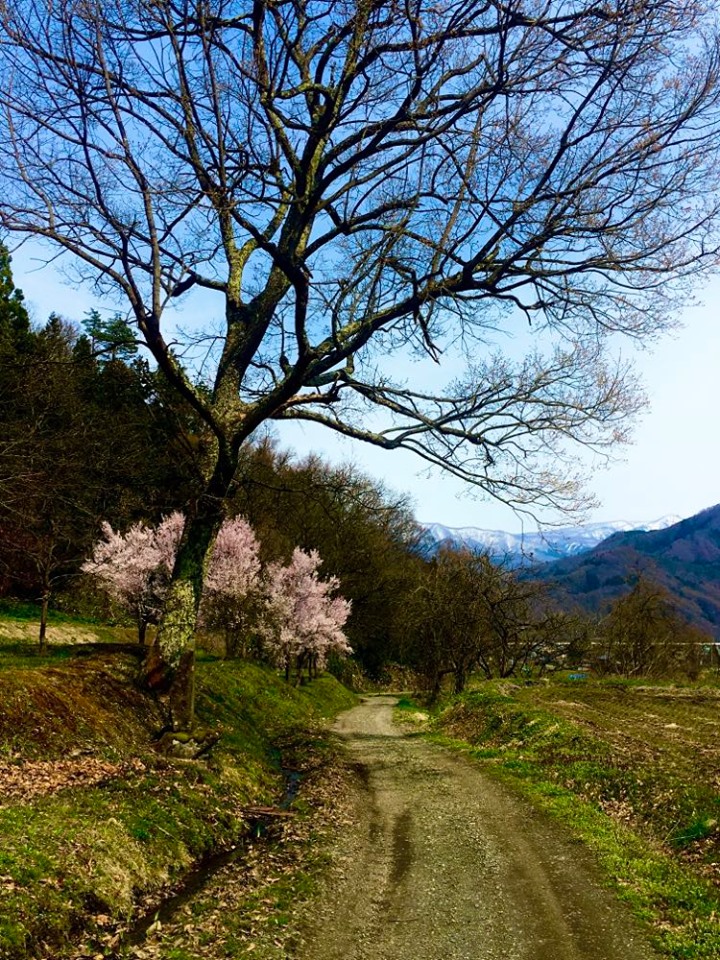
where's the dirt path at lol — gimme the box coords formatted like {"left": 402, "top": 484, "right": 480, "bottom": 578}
{"left": 300, "top": 695, "right": 658, "bottom": 960}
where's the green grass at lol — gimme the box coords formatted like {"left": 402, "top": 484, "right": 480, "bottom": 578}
{"left": 0, "top": 599, "right": 138, "bottom": 665}
{"left": 394, "top": 695, "right": 419, "bottom": 711}
{"left": 0, "top": 637, "right": 356, "bottom": 959}
{"left": 428, "top": 681, "right": 720, "bottom": 960}
{"left": 0, "top": 641, "right": 77, "bottom": 669}
{"left": 0, "top": 598, "right": 102, "bottom": 625}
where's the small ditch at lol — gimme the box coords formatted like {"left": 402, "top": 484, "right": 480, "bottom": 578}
{"left": 120, "top": 764, "right": 303, "bottom": 949}
{"left": 281, "top": 766, "right": 302, "bottom": 808}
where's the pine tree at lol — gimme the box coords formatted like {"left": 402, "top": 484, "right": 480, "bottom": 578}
{"left": 0, "top": 244, "right": 30, "bottom": 348}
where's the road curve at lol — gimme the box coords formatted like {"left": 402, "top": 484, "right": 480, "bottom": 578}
{"left": 300, "top": 695, "right": 657, "bottom": 960}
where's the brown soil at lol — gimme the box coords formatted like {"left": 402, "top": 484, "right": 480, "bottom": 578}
{"left": 300, "top": 695, "right": 659, "bottom": 960}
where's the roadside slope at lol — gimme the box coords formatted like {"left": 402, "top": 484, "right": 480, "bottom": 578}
{"left": 0, "top": 644, "right": 355, "bottom": 959}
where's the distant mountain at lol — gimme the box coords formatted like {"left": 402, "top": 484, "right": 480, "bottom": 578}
{"left": 420, "top": 515, "right": 680, "bottom": 565}
{"left": 532, "top": 504, "right": 720, "bottom": 638}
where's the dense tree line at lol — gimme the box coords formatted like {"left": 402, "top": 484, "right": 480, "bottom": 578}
{"left": 0, "top": 246, "right": 203, "bottom": 636}
{"left": 0, "top": 246, "right": 420, "bottom": 672}
{"left": 1, "top": 245, "right": 713, "bottom": 685}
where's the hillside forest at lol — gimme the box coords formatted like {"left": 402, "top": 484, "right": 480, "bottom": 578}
{"left": 1, "top": 245, "right": 717, "bottom": 694}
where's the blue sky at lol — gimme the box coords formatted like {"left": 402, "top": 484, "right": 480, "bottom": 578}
{"left": 11, "top": 244, "right": 720, "bottom": 534}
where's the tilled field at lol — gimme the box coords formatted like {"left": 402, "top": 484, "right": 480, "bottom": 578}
{"left": 480, "top": 680, "right": 720, "bottom": 879}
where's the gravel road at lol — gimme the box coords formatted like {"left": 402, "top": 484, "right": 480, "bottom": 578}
{"left": 300, "top": 695, "right": 658, "bottom": 960}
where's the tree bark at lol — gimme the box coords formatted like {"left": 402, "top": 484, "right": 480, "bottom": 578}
{"left": 143, "top": 445, "right": 238, "bottom": 731}
{"left": 38, "top": 591, "right": 49, "bottom": 655}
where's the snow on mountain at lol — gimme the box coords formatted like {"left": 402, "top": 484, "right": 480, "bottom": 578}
{"left": 420, "top": 515, "right": 682, "bottom": 565}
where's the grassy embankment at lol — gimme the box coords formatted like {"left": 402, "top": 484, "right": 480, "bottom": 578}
{"left": 0, "top": 604, "right": 356, "bottom": 959}
{"left": 403, "top": 677, "right": 720, "bottom": 959}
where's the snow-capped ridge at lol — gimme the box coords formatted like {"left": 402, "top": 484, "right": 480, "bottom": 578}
{"left": 420, "top": 515, "right": 682, "bottom": 565}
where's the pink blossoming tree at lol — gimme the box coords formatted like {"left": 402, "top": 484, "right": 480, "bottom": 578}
{"left": 86, "top": 513, "right": 263, "bottom": 654}
{"left": 261, "top": 548, "right": 352, "bottom": 683}
{"left": 82, "top": 513, "right": 184, "bottom": 644}
{"left": 86, "top": 516, "right": 351, "bottom": 680}
{"left": 199, "top": 516, "right": 262, "bottom": 657}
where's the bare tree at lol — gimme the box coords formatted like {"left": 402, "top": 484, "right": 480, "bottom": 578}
{"left": 412, "top": 546, "right": 488, "bottom": 698}
{"left": 591, "top": 574, "right": 711, "bottom": 678}
{"left": 470, "top": 553, "right": 550, "bottom": 679}
{"left": 1, "top": 0, "right": 720, "bottom": 727}
{"left": 411, "top": 547, "right": 557, "bottom": 693}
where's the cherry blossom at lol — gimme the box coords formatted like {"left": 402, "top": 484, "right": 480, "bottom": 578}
{"left": 200, "top": 516, "right": 262, "bottom": 656}
{"left": 261, "top": 547, "right": 351, "bottom": 680}
{"left": 85, "top": 517, "right": 351, "bottom": 676}
{"left": 82, "top": 516, "right": 181, "bottom": 642}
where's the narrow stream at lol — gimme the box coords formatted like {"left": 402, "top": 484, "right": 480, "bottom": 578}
{"left": 122, "top": 765, "right": 302, "bottom": 948}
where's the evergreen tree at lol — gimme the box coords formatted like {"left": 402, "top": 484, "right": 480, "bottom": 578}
{"left": 0, "top": 304, "right": 200, "bottom": 641}
{"left": 0, "top": 243, "right": 30, "bottom": 348}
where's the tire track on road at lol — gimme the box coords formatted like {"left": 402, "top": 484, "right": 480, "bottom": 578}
{"left": 301, "top": 695, "right": 658, "bottom": 960}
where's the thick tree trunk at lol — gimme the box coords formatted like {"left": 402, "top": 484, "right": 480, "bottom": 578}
{"left": 428, "top": 672, "right": 442, "bottom": 704}
{"left": 143, "top": 445, "right": 238, "bottom": 731}
{"left": 159, "top": 518, "right": 221, "bottom": 729}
